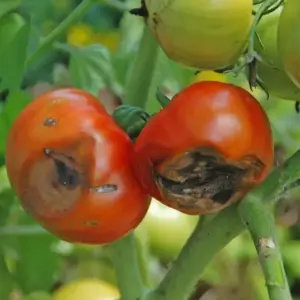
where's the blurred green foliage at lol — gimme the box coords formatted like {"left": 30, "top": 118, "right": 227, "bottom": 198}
{"left": 0, "top": 0, "right": 300, "bottom": 299}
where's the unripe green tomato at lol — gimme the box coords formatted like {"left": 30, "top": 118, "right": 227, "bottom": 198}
{"left": 254, "top": 5, "right": 282, "bottom": 67}
{"left": 143, "top": 0, "right": 252, "bottom": 70}
{"left": 53, "top": 279, "right": 120, "bottom": 300}
{"left": 139, "top": 200, "right": 197, "bottom": 261}
{"left": 254, "top": 4, "right": 300, "bottom": 100}
{"left": 257, "top": 63, "right": 300, "bottom": 101}
{"left": 278, "top": 0, "right": 300, "bottom": 88}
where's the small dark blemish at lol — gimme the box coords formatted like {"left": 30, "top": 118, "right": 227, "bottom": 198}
{"left": 44, "top": 117, "right": 57, "bottom": 127}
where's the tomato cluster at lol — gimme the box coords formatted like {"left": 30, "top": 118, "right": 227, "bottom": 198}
{"left": 6, "top": 0, "right": 285, "bottom": 245}
{"left": 6, "top": 81, "right": 273, "bottom": 244}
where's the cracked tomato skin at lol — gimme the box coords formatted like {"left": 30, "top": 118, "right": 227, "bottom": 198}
{"left": 5, "top": 88, "right": 150, "bottom": 244}
{"left": 134, "top": 81, "right": 274, "bottom": 215}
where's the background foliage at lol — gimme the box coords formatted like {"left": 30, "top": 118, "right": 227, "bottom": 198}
{"left": 1, "top": 0, "right": 300, "bottom": 299}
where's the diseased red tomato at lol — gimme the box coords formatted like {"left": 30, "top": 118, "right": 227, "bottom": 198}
{"left": 134, "top": 82, "right": 274, "bottom": 215}
{"left": 5, "top": 88, "right": 150, "bottom": 244}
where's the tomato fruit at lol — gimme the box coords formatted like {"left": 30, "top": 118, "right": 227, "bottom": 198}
{"left": 53, "top": 278, "right": 120, "bottom": 300}
{"left": 254, "top": 4, "right": 300, "bottom": 100}
{"left": 190, "top": 71, "right": 227, "bottom": 85}
{"left": 132, "top": 0, "right": 252, "bottom": 70}
{"left": 257, "top": 63, "right": 300, "bottom": 101}
{"left": 278, "top": 0, "right": 300, "bottom": 88}
{"left": 134, "top": 82, "right": 274, "bottom": 215}
{"left": 5, "top": 88, "right": 150, "bottom": 244}
{"left": 138, "top": 200, "right": 197, "bottom": 261}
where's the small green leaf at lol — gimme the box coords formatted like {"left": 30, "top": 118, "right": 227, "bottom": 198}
{"left": 0, "top": 90, "right": 31, "bottom": 156}
{"left": 0, "top": 16, "right": 30, "bottom": 92}
{"left": 2, "top": 90, "right": 31, "bottom": 124}
{"left": 0, "top": 256, "right": 14, "bottom": 299}
{"left": 0, "top": 0, "right": 22, "bottom": 19}
{"left": 58, "top": 43, "right": 116, "bottom": 96}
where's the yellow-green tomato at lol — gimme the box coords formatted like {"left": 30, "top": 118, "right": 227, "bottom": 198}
{"left": 257, "top": 63, "right": 300, "bottom": 101}
{"left": 254, "top": 4, "right": 300, "bottom": 100}
{"left": 278, "top": 0, "right": 300, "bottom": 88}
{"left": 53, "top": 279, "right": 120, "bottom": 300}
{"left": 141, "top": 200, "right": 197, "bottom": 261}
{"left": 254, "top": 5, "right": 283, "bottom": 67}
{"left": 143, "top": 0, "right": 252, "bottom": 70}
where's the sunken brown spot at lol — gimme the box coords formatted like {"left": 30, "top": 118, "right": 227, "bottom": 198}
{"left": 154, "top": 147, "right": 265, "bottom": 214}
{"left": 43, "top": 117, "right": 57, "bottom": 127}
{"left": 21, "top": 147, "right": 118, "bottom": 219}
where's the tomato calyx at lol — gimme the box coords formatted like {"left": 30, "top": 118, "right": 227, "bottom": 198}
{"left": 153, "top": 147, "right": 266, "bottom": 214}
{"left": 112, "top": 104, "right": 151, "bottom": 140}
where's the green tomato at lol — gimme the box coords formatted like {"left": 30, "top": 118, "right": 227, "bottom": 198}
{"left": 254, "top": 5, "right": 282, "bottom": 67}
{"left": 53, "top": 279, "right": 120, "bottom": 300}
{"left": 139, "top": 200, "right": 197, "bottom": 261}
{"left": 257, "top": 62, "right": 300, "bottom": 101}
{"left": 278, "top": 0, "right": 300, "bottom": 88}
{"left": 254, "top": 4, "right": 300, "bottom": 100}
{"left": 140, "top": 0, "right": 252, "bottom": 70}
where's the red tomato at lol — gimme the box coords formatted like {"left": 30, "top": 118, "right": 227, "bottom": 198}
{"left": 6, "top": 88, "right": 150, "bottom": 244}
{"left": 134, "top": 82, "right": 274, "bottom": 215}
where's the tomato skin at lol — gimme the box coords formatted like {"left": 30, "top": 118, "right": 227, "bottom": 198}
{"left": 134, "top": 82, "right": 273, "bottom": 215}
{"left": 278, "top": 0, "right": 300, "bottom": 88}
{"left": 144, "top": 0, "right": 252, "bottom": 70}
{"left": 6, "top": 88, "right": 150, "bottom": 244}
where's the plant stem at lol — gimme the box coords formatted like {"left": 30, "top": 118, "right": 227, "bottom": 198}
{"left": 0, "top": 225, "right": 47, "bottom": 236}
{"left": 124, "top": 25, "right": 159, "bottom": 108}
{"left": 26, "top": 0, "right": 94, "bottom": 68}
{"left": 145, "top": 149, "right": 300, "bottom": 300}
{"left": 239, "top": 198, "right": 292, "bottom": 300}
{"left": 107, "top": 234, "right": 146, "bottom": 300}
{"left": 247, "top": 0, "right": 279, "bottom": 62}
{"left": 108, "top": 24, "right": 159, "bottom": 300}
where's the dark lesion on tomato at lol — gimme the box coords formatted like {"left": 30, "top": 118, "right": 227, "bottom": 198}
{"left": 153, "top": 147, "right": 265, "bottom": 214}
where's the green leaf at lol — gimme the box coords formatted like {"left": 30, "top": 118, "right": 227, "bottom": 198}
{"left": 0, "top": 256, "right": 14, "bottom": 299}
{"left": 0, "top": 0, "right": 22, "bottom": 19}
{"left": 0, "top": 15, "right": 30, "bottom": 92}
{"left": 2, "top": 90, "right": 31, "bottom": 124}
{"left": 59, "top": 43, "right": 116, "bottom": 96}
{"left": 14, "top": 215, "right": 59, "bottom": 294}
{"left": 0, "top": 90, "right": 31, "bottom": 156}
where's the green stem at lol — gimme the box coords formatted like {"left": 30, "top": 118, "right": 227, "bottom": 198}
{"left": 25, "top": 0, "right": 94, "bottom": 67}
{"left": 124, "top": 25, "right": 159, "bottom": 108}
{"left": 239, "top": 199, "right": 292, "bottom": 300}
{"left": 107, "top": 234, "right": 146, "bottom": 300}
{"left": 145, "top": 149, "right": 300, "bottom": 300}
{"left": 0, "top": 225, "right": 47, "bottom": 236}
{"left": 108, "top": 23, "right": 159, "bottom": 300}
{"left": 247, "top": 0, "right": 279, "bottom": 62}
